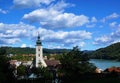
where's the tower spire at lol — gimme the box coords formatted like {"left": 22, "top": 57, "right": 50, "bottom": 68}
{"left": 36, "top": 32, "right": 42, "bottom": 45}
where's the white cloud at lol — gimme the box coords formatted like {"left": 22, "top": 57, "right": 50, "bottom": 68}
{"left": 49, "top": 0, "right": 74, "bottom": 11}
{"left": 101, "top": 13, "right": 119, "bottom": 22}
{"left": 0, "top": 22, "right": 91, "bottom": 48}
{"left": 0, "top": 38, "right": 20, "bottom": 45}
{"left": 23, "top": 9, "right": 89, "bottom": 29}
{"left": 0, "top": 8, "right": 8, "bottom": 14}
{"left": 13, "top": 0, "right": 54, "bottom": 8}
{"left": 0, "top": 22, "right": 35, "bottom": 37}
{"left": 91, "top": 17, "right": 97, "bottom": 23}
{"left": 94, "top": 35, "right": 112, "bottom": 45}
{"left": 21, "top": 44, "right": 27, "bottom": 48}
{"left": 35, "top": 28, "right": 92, "bottom": 48}
{"left": 109, "top": 22, "right": 117, "bottom": 28}
{"left": 94, "top": 27, "right": 120, "bottom": 46}
{"left": 0, "top": 22, "right": 35, "bottom": 45}
{"left": 106, "top": 13, "right": 119, "bottom": 19}
{"left": 23, "top": 1, "right": 89, "bottom": 29}
{"left": 111, "top": 27, "right": 120, "bottom": 38}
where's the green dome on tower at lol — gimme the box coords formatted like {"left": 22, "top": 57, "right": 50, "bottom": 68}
{"left": 36, "top": 34, "right": 42, "bottom": 45}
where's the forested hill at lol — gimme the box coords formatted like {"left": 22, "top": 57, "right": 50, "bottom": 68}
{"left": 0, "top": 47, "right": 70, "bottom": 55}
{"left": 91, "top": 42, "right": 120, "bottom": 60}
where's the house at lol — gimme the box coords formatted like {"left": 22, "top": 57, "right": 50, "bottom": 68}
{"left": 9, "top": 60, "right": 21, "bottom": 67}
{"left": 104, "top": 67, "right": 120, "bottom": 73}
{"left": 45, "top": 60, "right": 60, "bottom": 67}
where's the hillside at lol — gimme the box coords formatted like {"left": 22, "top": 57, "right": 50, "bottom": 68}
{"left": 0, "top": 47, "right": 70, "bottom": 55}
{"left": 91, "top": 42, "right": 120, "bottom": 60}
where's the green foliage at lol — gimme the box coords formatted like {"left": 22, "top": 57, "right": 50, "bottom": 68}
{"left": 0, "top": 47, "right": 10, "bottom": 82}
{"left": 0, "top": 47, "right": 7, "bottom": 55}
{"left": 91, "top": 42, "right": 120, "bottom": 60}
{"left": 59, "top": 46, "right": 96, "bottom": 77}
{"left": 0, "top": 47, "right": 70, "bottom": 56}
{"left": 17, "top": 65, "right": 26, "bottom": 76}
{"left": 31, "top": 67, "right": 53, "bottom": 79}
{"left": 11, "top": 55, "right": 35, "bottom": 61}
{"left": 5, "top": 47, "right": 35, "bottom": 55}
{"left": 43, "top": 48, "right": 70, "bottom": 54}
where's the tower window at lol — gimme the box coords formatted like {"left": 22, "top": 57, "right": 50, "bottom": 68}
{"left": 38, "top": 54, "right": 40, "bottom": 57}
{"left": 38, "top": 49, "right": 40, "bottom": 51}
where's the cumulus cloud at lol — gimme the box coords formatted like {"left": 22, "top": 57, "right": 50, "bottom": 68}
{"left": 0, "top": 22, "right": 91, "bottom": 48}
{"left": 94, "top": 27, "right": 120, "bottom": 46}
{"left": 35, "top": 28, "right": 92, "bottom": 48}
{"left": 23, "top": 1, "right": 89, "bottom": 29}
{"left": 101, "top": 13, "right": 119, "bottom": 22}
{"left": 94, "top": 35, "right": 112, "bottom": 45}
{"left": 0, "top": 22, "right": 35, "bottom": 38}
{"left": 13, "top": 0, "right": 54, "bottom": 8}
{"left": 0, "top": 38, "right": 20, "bottom": 45}
{"left": 85, "top": 17, "right": 97, "bottom": 28}
{"left": 0, "top": 8, "right": 8, "bottom": 14}
{"left": 0, "top": 22, "right": 35, "bottom": 45}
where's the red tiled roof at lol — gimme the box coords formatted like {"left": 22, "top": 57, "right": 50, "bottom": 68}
{"left": 106, "top": 67, "right": 120, "bottom": 73}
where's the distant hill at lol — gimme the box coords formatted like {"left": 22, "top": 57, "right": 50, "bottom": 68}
{"left": 0, "top": 47, "right": 71, "bottom": 55}
{"left": 91, "top": 42, "right": 120, "bottom": 61}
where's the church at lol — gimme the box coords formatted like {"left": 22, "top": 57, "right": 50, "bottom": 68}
{"left": 35, "top": 34, "right": 60, "bottom": 68}
{"left": 35, "top": 34, "right": 47, "bottom": 67}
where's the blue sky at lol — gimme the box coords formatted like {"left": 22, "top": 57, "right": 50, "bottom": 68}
{"left": 0, "top": 0, "right": 120, "bottom": 50}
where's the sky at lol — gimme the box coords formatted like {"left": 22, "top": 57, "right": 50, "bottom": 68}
{"left": 0, "top": 0, "right": 120, "bottom": 50}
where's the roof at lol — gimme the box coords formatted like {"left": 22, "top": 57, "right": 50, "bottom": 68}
{"left": 9, "top": 60, "right": 17, "bottom": 65}
{"left": 45, "top": 60, "right": 60, "bottom": 67}
{"left": 36, "top": 34, "right": 42, "bottom": 45}
{"left": 105, "top": 67, "right": 120, "bottom": 73}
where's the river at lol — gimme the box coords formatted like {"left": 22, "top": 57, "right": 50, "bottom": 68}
{"left": 90, "top": 59, "right": 120, "bottom": 70}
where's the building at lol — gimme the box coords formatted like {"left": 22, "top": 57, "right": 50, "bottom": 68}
{"left": 9, "top": 60, "right": 21, "bottom": 67}
{"left": 35, "top": 34, "right": 47, "bottom": 67}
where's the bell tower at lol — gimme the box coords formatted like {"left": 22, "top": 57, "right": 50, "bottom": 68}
{"left": 35, "top": 34, "right": 47, "bottom": 67}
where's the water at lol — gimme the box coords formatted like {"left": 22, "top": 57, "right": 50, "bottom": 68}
{"left": 90, "top": 59, "right": 120, "bottom": 70}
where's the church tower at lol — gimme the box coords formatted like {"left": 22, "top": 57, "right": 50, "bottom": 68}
{"left": 35, "top": 34, "right": 47, "bottom": 67}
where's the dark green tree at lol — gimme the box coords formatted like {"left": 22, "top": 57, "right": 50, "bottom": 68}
{"left": 31, "top": 67, "right": 53, "bottom": 79}
{"left": 59, "top": 46, "right": 96, "bottom": 79}
{"left": 0, "top": 47, "right": 11, "bottom": 82}
{"left": 17, "top": 65, "right": 26, "bottom": 76}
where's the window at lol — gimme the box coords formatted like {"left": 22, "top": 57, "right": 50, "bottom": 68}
{"left": 38, "top": 49, "right": 40, "bottom": 51}
{"left": 38, "top": 54, "right": 40, "bottom": 57}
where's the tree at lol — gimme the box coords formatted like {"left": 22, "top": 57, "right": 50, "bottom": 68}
{"left": 31, "top": 67, "right": 53, "bottom": 79}
{"left": 17, "top": 65, "right": 26, "bottom": 76}
{"left": 59, "top": 46, "right": 96, "bottom": 78}
{"left": 0, "top": 47, "right": 11, "bottom": 82}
